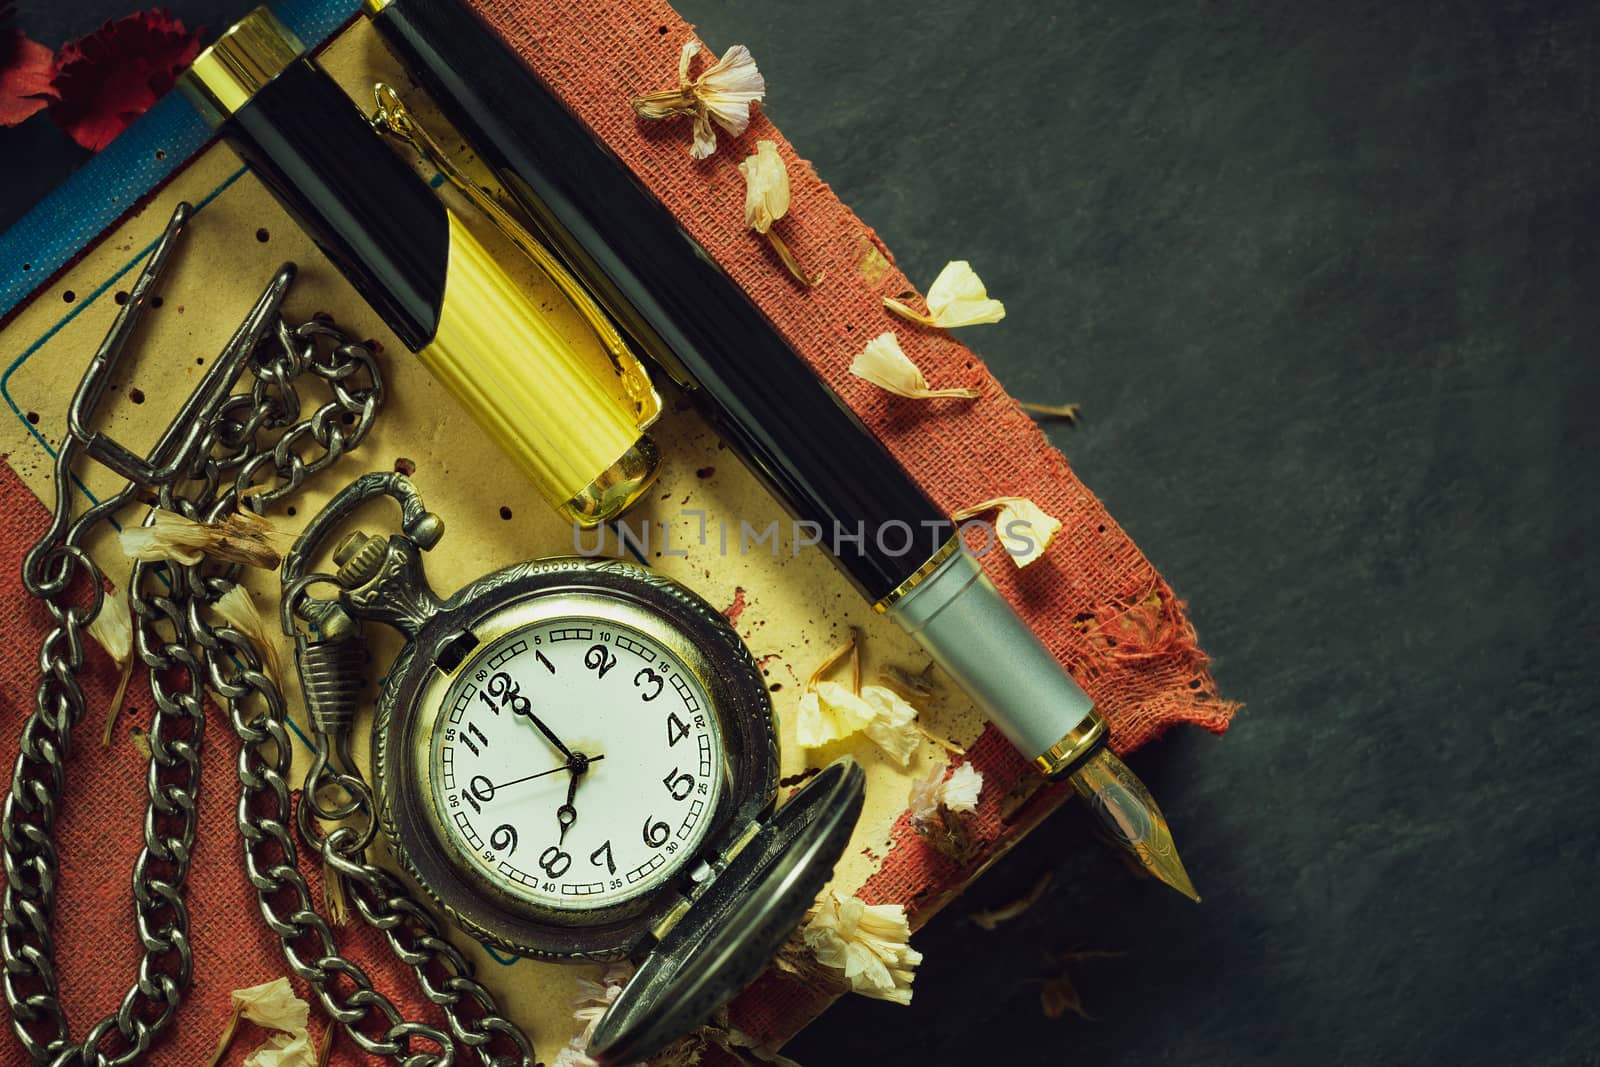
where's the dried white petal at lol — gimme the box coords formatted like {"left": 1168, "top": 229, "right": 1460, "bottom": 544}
{"left": 907, "top": 759, "right": 982, "bottom": 825}
{"left": 119, "top": 507, "right": 283, "bottom": 569}
{"left": 858, "top": 685, "right": 921, "bottom": 767}
{"left": 88, "top": 585, "right": 132, "bottom": 665}
{"left": 696, "top": 44, "right": 765, "bottom": 136}
{"left": 553, "top": 963, "right": 632, "bottom": 1067}
{"left": 801, "top": 891, "right": 921, "bottom": 1005}
{"left": 941, "top": 761, "right": 984, "bottom": 813}
{"left": 739, "top": 141, "right": 790, "bottom": 234}
{"left": 632, "top": 39, "right": 765, "bottom": 158}
{"left": 690, "top": 109, "right": 719, "bottom": 160}
{"left": 849, "top": 332, "right": 979, "bottom": 400}
{"left": 798, "top": 682, "right": 923, "bottom": 764}
{"left": 906, "top": 759, "right": 947, "bottom": 829}
{"left": 795, "top": 681, "right": 874, "bottom": 748}
{"left": 677, "top": 39, "right": 698, "bottom": 85}
{"left": 242, "top": 1030, "right": 315, "bottom": 1067}
{"left": 214, "top": 583, "right": 283, "bottom": 686}
{"left": 924, "top": 260, "right": 1006, "bottom": 326}
{"left": 551, "top": 1044, "right": 598, "bottom": 1067}
{"left": 231, "top": 977, "right": 309, "bottom": 1034}
{"left": 953, "top": 496, "right": 1062, "bottom": 568}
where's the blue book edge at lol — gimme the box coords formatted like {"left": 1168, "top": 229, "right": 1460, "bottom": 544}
{"left": 0, "top": 0, "right": 362, "bottom": 325}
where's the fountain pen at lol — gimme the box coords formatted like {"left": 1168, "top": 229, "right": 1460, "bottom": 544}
{"left": 363, "top": 0, "right": 1197, "bottom": 900}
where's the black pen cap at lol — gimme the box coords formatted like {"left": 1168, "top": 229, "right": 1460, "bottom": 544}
{"left": 364, "top": 0, "right": 955, "bottom": 601}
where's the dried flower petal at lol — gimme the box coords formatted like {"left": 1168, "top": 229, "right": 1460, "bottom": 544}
{"left": 48, "top": 10, "right": 202, "bottom": 151}
{"left": 215, "top": 582, "right": 283, "bottom": 686}
{"left": 243, "top": 1030, "right": 316, "bottom": 1067}
{"left": 91, "top": 583, "right": 137, "bottom": 747}
{"left": 695, "top": 44, "right": 763, "bottom": 138}
{"left": 1017, "top": 399, "right": 1081, "bottom": 422}
{"left": 631, "top": 39, "right": 765, "bottom": 159}
{"left": 551, "top": 963, "right": 633, "bottom": 1067}
{"left": 858, "top": 684, "right": 921, "bottom": 767}
{"left": 907, "top": 760, "right": 946, "bottom": 829}
{"left": 551, "top": 1045, "right": 597, "bottom": 1067}
{"left": 1, "top": 29, "right": 57, "bottom": 127}
{"left": 801, "top": 891, "right": 922, "bottom": 1005}
{"left": 795, "top": 681, "right": 874, "bottom": 749}
{"left": 739, "top": 140, "right": 789, "bottom": 234}
{"left": 849, "top": 332, "right": 980, "bottom": 400}
{"left": 232, "top": 977, "right": 309, "bottom": 1034}
{"left": 925, "top": 260, "right": 1006, "bottom": 326}
{"left": 120, "top": 506, "right": 284, "bottom": 569}
{"left": 884, "top": 260, "right": 1006, "bottom": 328}
{"left": 941, "top": 761, "right": 983, "bottom": 812}
{"left": 908, "top": 759, "right": 983, "bottom": 826}
{"left": 88, "top": 585, "right": 133, "bottom": 665}
{"left": 952, "top": 496, "right": 1061, "bottom": 567}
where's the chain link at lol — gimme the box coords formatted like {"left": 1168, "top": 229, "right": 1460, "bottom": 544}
{"left": 3, "top": 282, "right": 535, "bottom": 1065}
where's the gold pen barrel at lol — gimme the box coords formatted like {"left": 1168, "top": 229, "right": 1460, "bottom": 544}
{"left": 426, "top": 214, "right": 659, "bottom": 525}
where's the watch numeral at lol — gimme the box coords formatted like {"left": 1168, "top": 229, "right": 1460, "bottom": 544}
{"left": 666, "top": 712, "right": 689, "bottom": 746}
{"left": 462, "top": 774, "right": 494, "bottom": 814}
{"left": 642, "top": 816, "right": 670, "bottom": 848}
{"left": 662, "top": 768, "right": 694, "bottom": 801}
{"left": 538, "top": 846, "right": 572, "bottom": 878}
{"left": 461, "top": 721, "right": 489, "bottom": 757}
{"left": 634, "top": 668, "right": 664, "bottom": 701}
{"left": 483, "top": 671, "right": 531, "bottom": 716}
{"left": 490, "top": 823, "right": 518, "bottom": 854}
{"left": 535, "top": 650, "right": 556, "bottom": 674}
{"left": 585, "top": 644, "right": 618, "bottom": 679}
{"left": 590, "top": 840, "right": 616, "bottom": 875}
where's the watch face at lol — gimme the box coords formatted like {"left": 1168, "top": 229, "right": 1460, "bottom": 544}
{"left": 429, "top": 615, "right": 726, "bottom": 912}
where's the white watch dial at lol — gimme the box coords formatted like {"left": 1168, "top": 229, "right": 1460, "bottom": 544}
{"left": 429, "top": 616, "right": 725, "bottom": 911}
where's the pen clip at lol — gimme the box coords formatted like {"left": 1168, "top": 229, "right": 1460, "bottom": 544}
{"left": 368, "top": 82, "right": 663, "bottom": 431}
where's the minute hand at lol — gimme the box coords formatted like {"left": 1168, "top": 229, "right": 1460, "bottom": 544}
{"left": 513, "top": 703, "right": 573, "bottom": 759}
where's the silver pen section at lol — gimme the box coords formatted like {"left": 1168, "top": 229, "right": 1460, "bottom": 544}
{"left": 887, "top": 545, "right": 1200, "bottom": 901}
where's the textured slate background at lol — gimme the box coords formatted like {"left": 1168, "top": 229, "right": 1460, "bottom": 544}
{"left": 4, "top": 1, "right": 1598, "bottom": 1064}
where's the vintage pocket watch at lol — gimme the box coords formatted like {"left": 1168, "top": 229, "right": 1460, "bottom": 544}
{"left": 283, "top": 472, "right": 864, "bottom": 1064}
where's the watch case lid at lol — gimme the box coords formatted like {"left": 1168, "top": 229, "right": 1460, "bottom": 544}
{"left": 587, "top": 756, "right": 866, "bottom": 1065}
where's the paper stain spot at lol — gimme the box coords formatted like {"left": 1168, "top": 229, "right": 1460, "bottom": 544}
{"left": 62, "top": 290, "right": 76, "bottom": 303}
{"left": 25, "top": 412, "right": 39, "bottom": 425}
{"left": 394, "top": 458, "right": 416, "bottom": 476}
{"left": 722, "top": 586, "right": 748, "bottom": 625}
{"left": 696, "top": 466, "right": 715, "bottom": 479}
{"left": 255, "top": 228, "right": 270, "bottom": 243}
{"left": 128, "top": 388, "right": 145, "bottom": 404}
{"left": 499, "top": 506, "right": 513, "bottom": 520}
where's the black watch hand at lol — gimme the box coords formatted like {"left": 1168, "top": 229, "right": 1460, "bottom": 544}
{"left": 490, "top": 755, "right": 604, "bottom": 792}
{"left": 557, "top": 773, "right": 579, "bottom": 844}
{"left": 513, "top": 702, "right": 573, "bottom": 760}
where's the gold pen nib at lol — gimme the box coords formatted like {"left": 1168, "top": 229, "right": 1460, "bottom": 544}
{"left": 1069, "top": 749, "right": 1200, "bottom": 902}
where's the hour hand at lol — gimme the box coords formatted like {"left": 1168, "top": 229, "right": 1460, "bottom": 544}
{"left": 557, "top": 772, "right": 579, "bottom": 843}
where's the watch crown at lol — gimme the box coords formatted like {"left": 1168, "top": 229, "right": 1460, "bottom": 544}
{"left": 334, "top": 530, "right": 387, "bottom": 588}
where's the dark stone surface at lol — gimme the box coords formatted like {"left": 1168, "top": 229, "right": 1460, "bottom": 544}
{"left": 4, "top": 1, "right": 1598, "bottom": 1064}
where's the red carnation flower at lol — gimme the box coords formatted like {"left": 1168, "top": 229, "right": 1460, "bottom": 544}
{"left": 47, "top": 8, "right": 202, "bottom": 151}
{"left": 0, "top": 2, "right": 57, "bottom": 128}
